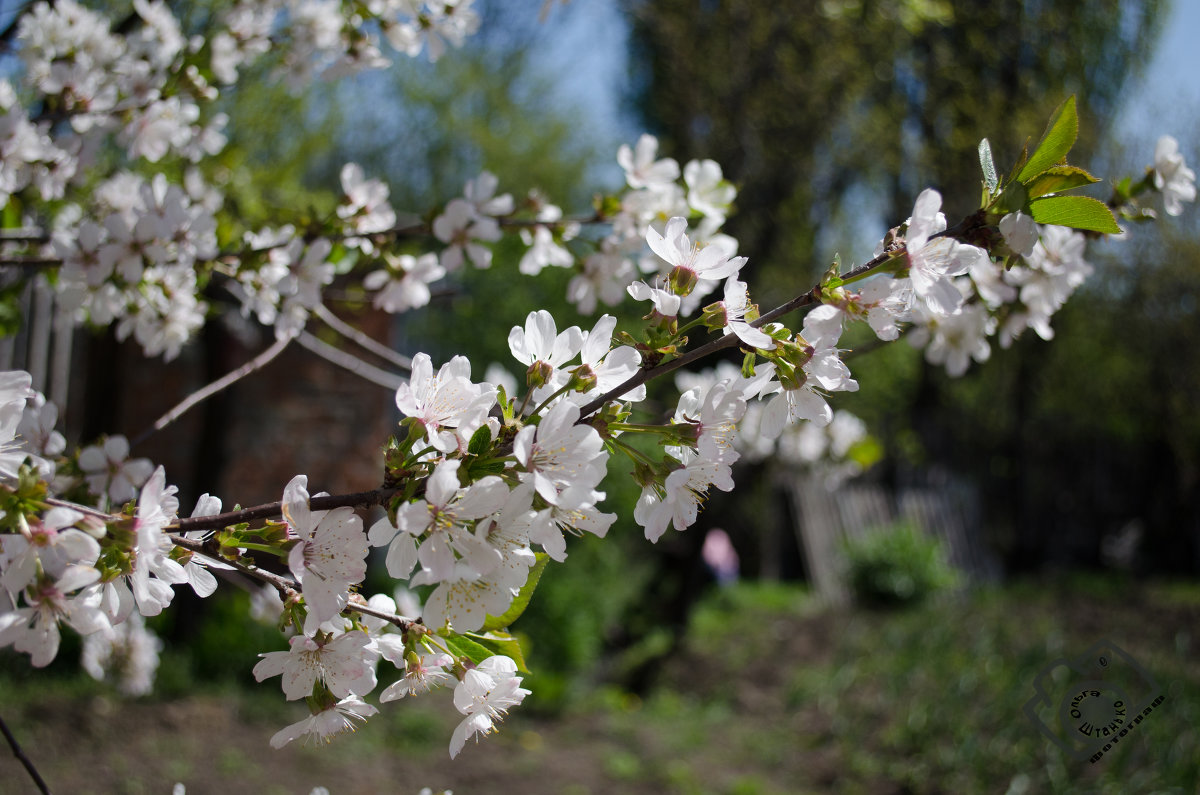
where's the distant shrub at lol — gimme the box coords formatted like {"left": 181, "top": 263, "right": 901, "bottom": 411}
{"left": 842, "top": 522, "right": 959, "bottom": 607}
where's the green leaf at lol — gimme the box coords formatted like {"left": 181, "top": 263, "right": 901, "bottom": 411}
{"left": 1028, "top": 195, "right": 1121, "bottom": 234}
{"left": 479, "top": 553, "right": 549, "bottom": 632}
{"left": 465, "top": 630, "right": 530, "bottom": 673}
{"left": 1017, "top": 96, "right": 1078, "bottom": 183}
{"left": 467, "top": 424, "right": 492, "bottom": 456}
{"left": 442, "top": 633, "right": 494, "bottom": 666}
{"left": 978, "top": 138, "right": 998, "bottom": 194}
{"left": 1023, "top": 166, "right": 1100, "bottom": 199}
{"left": 995, "top": 181, "right": 1029, "bottom": 215}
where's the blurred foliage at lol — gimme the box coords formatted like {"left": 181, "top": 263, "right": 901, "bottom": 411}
{"left": 624, "top": 0, "right": 1164, "bottom": 294}
{"left": 842, "top": 521, "right": 959, "bottom": 607}
{"left": 623, "top": 0, "right": 1200, "bottom": 579}
{"left": 4, "top": 576, "right": 1197, "bottom": 792}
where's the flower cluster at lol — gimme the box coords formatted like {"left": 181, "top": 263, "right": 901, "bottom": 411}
{"left": 0, "top": 3, "right": 1196, "bottom": 781}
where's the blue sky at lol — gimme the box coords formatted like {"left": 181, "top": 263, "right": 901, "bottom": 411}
{"left": 1114, "top": 0, "right": 1199, "bottom": 159}
{"left": 541, "top": 0, "right": 1197, "bottom": 174}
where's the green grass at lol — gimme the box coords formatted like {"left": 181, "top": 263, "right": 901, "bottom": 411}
{"left": 1, "top": 575, "right": 1197, "bottom": 794}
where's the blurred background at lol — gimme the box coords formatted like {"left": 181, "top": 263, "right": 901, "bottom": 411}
{"left": 1, "top": 1, "right": 1198, "bottom": 793}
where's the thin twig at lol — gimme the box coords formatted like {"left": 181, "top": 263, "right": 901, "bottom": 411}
{"left": 0, "top": 229, "right": 50, "bottom": 243}
{"left": 0, "top": 712, "right": 52, "bottom": 795}
{"left": 167, "top": 533, "right": 413, "bottom": 630}
{"left": 312, "top": 303, "right": 412, "bottom": 372}
{"left": 129, "top": 336, "right": 292, "bottom": 449}
{"left": 169, "top": 533, "right": 295, "bottom": 595}
{"left": 0, "top": 258, "right": 61, "bottom": 268}
{"left": 169, "top": 486, "right": 399, "bottom": 533}
{"left": 296, "top": 331, "right": 407, "bottom": 390}
{"left": 43, "top": 498, "right": 117, "bottom": 522}
{"left": 575, "top": 249, "right": 895, "bottom": 419}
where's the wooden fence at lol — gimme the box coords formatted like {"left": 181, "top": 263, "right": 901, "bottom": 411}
{"left": 786, "top": 472, "right": 1000, "bottom": 603}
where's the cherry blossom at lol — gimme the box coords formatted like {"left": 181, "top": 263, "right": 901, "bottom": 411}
{"left": 254, "top": 630, "right": 379, "bottom": 700}
{"left": 646, "top": 216, "right": 745, "bottom": 296}
{"left": 269, "top": 696, "right": 379, "bottom": 749}
{"left": 617, "top": 134, "right": 680, "bottom": 190}
{"left": 512, "top": 400, "right": 607, "bottom": 506}
{"left": 394, "top": 353, "right": 497, "bottom": 453}
{"left": 448, "top": 655, "right": 530, "bottom": 759}
{"left": 363, "top": 253, "right": 445, "bottom": 313}
{"left": 282, "top": 475, "right": 369, "bottom": 635}
{"left": 903, "top": 189, "right": 989, "bottom": 316}
{"left": 1154, "top": 135, "right": 1196, "bottom": 216}
{"left": 0, "top": 564, "right": 109, "bottom": 667}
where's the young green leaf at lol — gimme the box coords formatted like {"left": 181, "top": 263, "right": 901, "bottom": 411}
{"left": 978, "top": 138, "right": 999, "bottom": 195}
{"left": 1028, "top": 195, "right": 1121, "bottom": 234}
{"left": 479, "top": 553, "right": 549, "bottom": 633}
{"left": 465, "top": 630, "right": 529, "bottom": 673}
{"left": 1023, "top": 165, "right": 1100, "bottom": 199}
{"left": 467, "top": 424, "right": 492, "bottom": 456}
{"left": 443, "top": 633, "right": 494, "bottom": 666}
{"left": 1017, "top": 96, "right": 1079, "bottom": 183}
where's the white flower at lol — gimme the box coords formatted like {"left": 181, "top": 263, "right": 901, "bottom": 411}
{"left": 0, "top": 564, "right": 109, "bottom": 667}
{"left": 529, "top": 497, "right": 614, "bottom": 563}
{"left": 683, "top": 159, "right": 736, "bottom": 222}
{"left": 672, "top": 380, "right": 747, "bottom": 465}
{"left": 627, "top": 279, "right": 682, "bottom": 317}
{"left": 853, "top": 275, "right": 911, "bottom": 342}
{"left": 717, "top": 278, "right": 775, "bottom": 349}
{"left": 379, "top": 650, "right": 455, "bottom": 702}
{"left": 269, "top": 696, "right": 379, "bottom": 749}
{"left": 363, "top": 252, "right": 445, "bottom": 313}
{"left": 283, "top": 475, "right": 369, "bottom": 635}
{"left": 646, "top": 216, "right": 745, "bottom": 295}
{"left": 369, "top": 459, "right": 507, "bottom": 582}
{"left": 999, "top": 211, "right": 1038, "bottom": 257}
{"left": 567, "top": 314, "right": 646, "bottom": 404}
{"left": 518, "top": 225, "right": 573, "bottom": 276}
{"left": 1154, "top": 135, "right": 1196, "bottom": 217}
{"left": 904, "top": 189, "right": 989, "bottom": 317}
{"left": 448, "top": 655, "right": 530, "bottom": 759}
{"left": 394, "top": 353, "right": 496, "bottom": 454}
{"left": 0, "top": 370, "right": 36, "bottom": 480}
{"left": 634, "top": 449, "right": 734, "bottom": 543}
{"left": 617, "top": 134, "right": 679, "bottom": 190}
{"left": 253, "top": 630, "right": 378, "bottom": 700}
{"left": 909, "top": 297, "right": 994, "bottom": 377}
{"left": 433, "top": 198, "right": 500, "bottom": 271}
{"left": 512, "top": 400, "right": 607, "bottom": 506}
{"left": 507, "top": 310, "right": 583, "bottom": 393}
{"left": 338, "top": 162, "right": 397, "bottom": 236}
{"left": 179, "top": 493, "right": 232, "bottom": 599}
{"left": 80, "top": 611, "right": 162, "bottom": 696}
{"left": 463, "top": 171, "right": 513, "bottom": 217}
{"left": 77, "top": 435, "right": 155, "bottom": 506}
{"left": 0, "top": 506, "right": 97, "bottom": 595}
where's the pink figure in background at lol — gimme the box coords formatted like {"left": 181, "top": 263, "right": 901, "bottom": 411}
{"left": 702, "top": 528, "right": 739, "bottom": 585}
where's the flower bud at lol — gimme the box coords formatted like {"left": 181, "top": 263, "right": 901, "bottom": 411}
{"left": 566, "top": 363, "right": 598, "bottom": 393}
{"left": 525, "top": 360, "right": 554, "bottom": 390}
{"left": 667, "top": 265, "right": 698, "bottom": 296}
{"left": 700, "top": 300, "right": 728, "bottom": 331}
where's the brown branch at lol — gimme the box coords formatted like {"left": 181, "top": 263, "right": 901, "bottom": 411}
{"left": 169, "top": 487, "right": 399, "bottom": 533}
{"left": 575, "top": 250, "right": 896, "bottom": 419}
{"left": 130, "top": 336, "right": 292, "bottom": 449}
{"left": 167, "top": 533, "right": 414, "bottom": 630}
{"left": 0, "top": 712, "right": 52, "bottom": 795}
{"left": 169, "top": 533, "right": 295, "bottom": 595}
{"left": 312, "top": 303, "right": 412, "bottom": 372}
{"left": 296, "top": 331, "right": 407, "bottom": 390}
{"left": 0, "top": 258, "right": 61, "bottom": 268}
